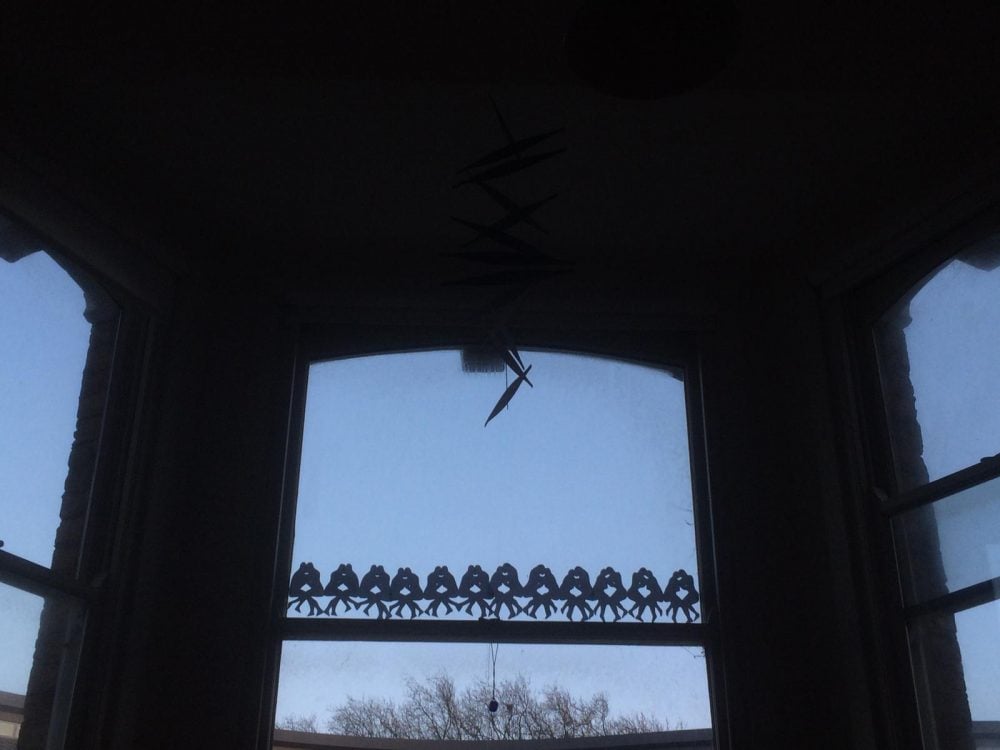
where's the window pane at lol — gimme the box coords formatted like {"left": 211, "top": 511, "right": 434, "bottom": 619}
{"left": 275, "top": 641, "right": 712, "bottom": 743}
{"left": 0, "top": 584, "right": 84, "bottom": 749}
{"left": 909, "top": 599, "right": 1000, "bottom": 749}
{"left": 288, "top": 351, "right": 700, "bottom": 623}
{"left": 876, "top": 237, "right": 1000, "bottom": 491}
{"left": 0, "top": 585, "right": 45, "bottom": 698}
{"left": 0, "top": 240, "right": 112, "bottom": 568}
{"left": 893, "top": 475, "right": 1000, "bottom": 606}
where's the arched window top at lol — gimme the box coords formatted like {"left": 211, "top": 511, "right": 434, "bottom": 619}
{"left": 0, "top": 221, "right": 115, "bottom": 568}
{"left": 875, "top": 232, "right": 1000, "bottom": 491}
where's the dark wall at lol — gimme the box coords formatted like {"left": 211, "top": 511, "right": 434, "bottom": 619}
{"left": 104, "top": 279, "right": 294, "bottom": 749}
{"left": 701, "top": 262, "right": 872, "bottom": 748}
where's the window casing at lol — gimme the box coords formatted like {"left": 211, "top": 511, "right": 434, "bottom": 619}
{"left": 841, "top": 218, "right": 1000, "bottom": 750}
{"left": 267, "top": 328, "right": 724, "bottom": 748}
{"left": 0, "top": 211, "right": 148, "bottom": 749}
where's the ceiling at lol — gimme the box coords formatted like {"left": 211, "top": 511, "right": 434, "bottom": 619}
{"left": 2, "top": 4, "right": 1000, "bottom": 306}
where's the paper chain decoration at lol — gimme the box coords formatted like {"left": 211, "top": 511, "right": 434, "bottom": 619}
{"left": 288, "top": 562, "right": 699, "bottom": 624}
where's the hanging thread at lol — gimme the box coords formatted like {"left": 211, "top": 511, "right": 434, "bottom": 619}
{"left": 488, "top": 641, "right": 500, "bottom": 713}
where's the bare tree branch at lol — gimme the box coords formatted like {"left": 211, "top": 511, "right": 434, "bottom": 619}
{"left": 322, "top": 673, "right": 670, "bottom": 740}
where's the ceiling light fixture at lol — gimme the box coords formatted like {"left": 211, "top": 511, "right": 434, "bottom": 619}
{"left": 566, "top": 0, "right": 740, "bottom": 99}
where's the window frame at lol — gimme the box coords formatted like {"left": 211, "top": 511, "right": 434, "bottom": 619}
{"left": 831, "top": 204, "right": 1000, "bottom": 749}
{"left": 0, "top": 208, "right": 154, "bottom": 749}
{"left": 263, "top": 321, "right": 728, "bottom": 748}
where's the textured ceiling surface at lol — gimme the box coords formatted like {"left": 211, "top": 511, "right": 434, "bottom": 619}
{"left": 2, "top": 4, "right": 1000, "bottom": 302}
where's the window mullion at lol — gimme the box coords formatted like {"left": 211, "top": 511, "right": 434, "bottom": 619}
{"left": 902, "top": 575, "right": 1000, "bottom": 620}
{"left": 281, "top": 617, "right": 706, "bottom": 647}
{"left": 880, "top": 456, "right": 1000, "bottom": 516}
{"left": 0, "top": 549, "right": 96, "bottom": 602}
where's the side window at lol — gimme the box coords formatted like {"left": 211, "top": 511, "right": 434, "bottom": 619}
{"left": 867, "top": 233, "right": 1000, "bottom": 749}
{"left": 0, "top": 214, "right": 123, "bottom": 748}
{"left": 271, "top": 348, "right": 719, "bottom": 748}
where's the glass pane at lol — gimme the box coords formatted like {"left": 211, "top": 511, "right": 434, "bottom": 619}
{"left": 275, "top": 641, "right": 712, "bottom": 743}
{"left": 288, "top": 351, "right": 700, "bottom": 623}
{"left": 909, "top": 599, "right": 1000, "bottom": 750}
{"left": 0, "top": 586, "right": 45, "bottom": 698}
{"left": 893, "top": 475, "right": 1000, "bottom": 606}
{"left": 0, "top": 237, "right": 111, "bottom": 568}
{"left": 876, "top": 236, "right": 1000, "bottom": 491}
{"left": 0, "top": 584, "right": 84, "bottom": 749}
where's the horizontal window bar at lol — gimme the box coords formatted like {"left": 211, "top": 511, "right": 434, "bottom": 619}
{"left": 891, "top": 472, "right": 1000, "bottom": 606}
{"left": 273, "top": 726, "right": 715, "bottom": 749}
{"left": 882, "top": 454, "right": 1000, "bottom": 516}
{"left": 903, "top": 575, "right": 1000, "bottom": 620}
{"left": 281, "top": 617, "right": 706, "bottom": 647}
{"left": 0, "top": 549, "right": 93, "bottom": 601}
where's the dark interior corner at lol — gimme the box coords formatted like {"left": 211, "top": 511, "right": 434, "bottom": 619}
{"left": 2, "top": 4, "right": 1000, "bottom": 749}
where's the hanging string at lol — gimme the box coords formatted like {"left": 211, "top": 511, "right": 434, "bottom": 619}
{"left": 504, "top": 364, "right": 509, "bottom": 411}
{"left": 488, "top": 641, "right": 500, "bottom": 713}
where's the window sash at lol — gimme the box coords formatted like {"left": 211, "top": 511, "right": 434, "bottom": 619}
{"left": 0, "top": 210, "right": 149, "bottom": 750}
{"left": 878, "top": 451, "right": 1000, "bottom": 516}
{"left": 838, "top": 215, "right": 1000, "bottom": 750}
{"left": 0, "top": 550, "right": 96, "bottom": 603}
{"left": 273, "top": 330, "right": 718, "bottom": 640}
{"left": 266, "top": 328, "right": 725, "bottom": 747}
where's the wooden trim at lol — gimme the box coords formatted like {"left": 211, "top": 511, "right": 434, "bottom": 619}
{"left": 281, "top": 617, "right": 705, "bottom": 646}
{"left": 904, "top": 576, "right": 1000, "bottom": 620}
{"left": 0, "top": 551, "right": 94, "bottom": 602}
{"left": 882, "top": 458, "right": 1000, "bottom": 516}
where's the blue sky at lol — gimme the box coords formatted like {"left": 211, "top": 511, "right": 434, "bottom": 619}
{"left": 903, "top": 253, "right": 1000, "bottom": 483}
{"left": 291, "top": 350, "right": 697, "bottom": 600}
{"left": 0, "top": 252, "right": 89, "bottom": 569}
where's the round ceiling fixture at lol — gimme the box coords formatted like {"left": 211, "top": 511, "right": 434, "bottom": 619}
{"left": 566, "top": 0, "right": 740, "bottom": 99}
